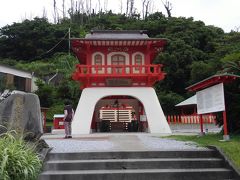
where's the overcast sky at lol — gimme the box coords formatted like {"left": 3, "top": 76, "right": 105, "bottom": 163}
{"left": 0, "top": 0, "right": 239, "bottom": 32}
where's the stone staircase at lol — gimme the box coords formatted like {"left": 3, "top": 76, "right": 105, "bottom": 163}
{"left": 39, "top": 149, "right": 239, "bottom": 180}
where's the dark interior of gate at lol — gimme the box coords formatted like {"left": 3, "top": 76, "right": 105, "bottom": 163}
{"left": 91, "top": 95, "right": 148, "bottom": 133}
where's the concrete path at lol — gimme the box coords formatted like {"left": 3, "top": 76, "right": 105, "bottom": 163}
{"left": 42, "top": 133, "right": 206, "bottom": 153}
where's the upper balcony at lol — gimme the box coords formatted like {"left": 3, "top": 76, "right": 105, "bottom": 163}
{"left": 72, "top": 64, "right": 165, "bottom": 89}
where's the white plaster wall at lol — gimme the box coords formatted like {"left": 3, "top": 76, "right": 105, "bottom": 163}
{"left": 72, "top": 87, "right": 172, "bottom": 134}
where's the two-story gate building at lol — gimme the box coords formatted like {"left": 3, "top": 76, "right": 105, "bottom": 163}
{"left": 71, "top": 30, "right": 171, "bottom": 134}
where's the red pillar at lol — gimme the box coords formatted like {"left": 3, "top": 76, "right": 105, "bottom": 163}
{"left": 174, "top": 115, "right": 177, "bottom": 124}
{"left": 199, "top": 114, "right": 204, "bottom": 134}
{"left": 223, "top": 110, "right": 228, "bottom": 136}
{"left": 167, "top": 116, "right": 170, "bottom": 124}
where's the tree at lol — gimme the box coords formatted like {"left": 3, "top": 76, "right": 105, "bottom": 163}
{"left": 142, "top": 0, "right": 151, "bottom": 19}
{"left": 62, "top": 0, "right": 66, "bottom": 18}
{"left": 104, "top": 0, "right": 108, "bottom": 12}
{"left": 222, "top": 61, "right": 240, "bottom": 75}
{"left": 190, "top": 61, "right": 215, "bottom": 84}
{"left": 161, "top": 0, "right": 172, "bottom": 17}
{"left": 35, "top": 80, "right": 55, "bottom": 107}
{"left": 119, "top": 0, "right": 123, "bottom": 14}
{"left": 0, "top": 18, "right": 69, "bottom": 61}
{"left": 53, "top": 0, "right": 59, "bottom": 23}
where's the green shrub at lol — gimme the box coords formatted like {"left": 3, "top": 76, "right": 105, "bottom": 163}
{"left": 0, "top": 130, "right": 42, "bottom": 180}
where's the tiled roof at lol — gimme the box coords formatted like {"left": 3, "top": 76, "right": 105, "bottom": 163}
{"left": 85, "top": 30, "right": 149, "bottom": 39}
{"left": 175, "top": 95, "right": 197, "bottom": 107}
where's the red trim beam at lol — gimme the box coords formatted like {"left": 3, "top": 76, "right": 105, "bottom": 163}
{"left": 71, "top": 39, "right": 167, "bottom": 64}
{"left": 186, "top": 74, "right": 240, "bottom": 92}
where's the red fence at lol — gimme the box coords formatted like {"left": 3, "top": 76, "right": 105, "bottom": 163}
{"left": 166, "top": 114, "right": 216, "bottom": 124}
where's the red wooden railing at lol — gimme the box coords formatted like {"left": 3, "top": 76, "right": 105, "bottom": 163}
{"left": 166, "top": 114, "right": 216, "bottom": 124}
{"left": 74, "top": 64, "right": 164, "bottom": 76}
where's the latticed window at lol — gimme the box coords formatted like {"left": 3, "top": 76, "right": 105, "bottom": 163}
{"left": 94, "top": 54, "right": 102, "bottom": 70}
{"left": 111, "top": 55, "right": 125, "bottom": 65}
{"left": 111, "top": 55, "right": 126, "bottom": 73}
{"left": 134, "top": 54, "right": 142, "bottom": 70}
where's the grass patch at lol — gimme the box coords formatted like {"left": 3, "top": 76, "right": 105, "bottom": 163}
{"left": 167, "top": 133, "right": 240, "bottom": 170}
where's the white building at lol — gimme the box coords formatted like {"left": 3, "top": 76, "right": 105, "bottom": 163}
{"left": 0, "top": 64, "right": 38, "bottom": 93}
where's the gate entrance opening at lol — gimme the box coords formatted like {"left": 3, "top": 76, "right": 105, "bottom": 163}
{"left": 91, "top": 96, "right": 148, "bottom": 133}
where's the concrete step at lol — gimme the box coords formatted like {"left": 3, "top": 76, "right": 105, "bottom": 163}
{"left": 39, "top": 168, "right": 233, "bottom": 180}
{"left": 46, "top": 149, "right": 218, "bottom": 161}
{"left": 40, "top": 149, "right": 238, "bottom": 180}
{"left": 44, "top": 158, "right": 224, "bottom": 170}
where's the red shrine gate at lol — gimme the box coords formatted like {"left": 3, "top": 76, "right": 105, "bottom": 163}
{"left": 71, "top": 30, "right": 171, "bottom": 134}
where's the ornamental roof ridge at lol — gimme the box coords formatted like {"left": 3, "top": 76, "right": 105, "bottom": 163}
{"left": 85, "top": 30, "right": 149, "bottom": 39}
{"left": 90, "top": 30, "right": 147, "bottom": 34}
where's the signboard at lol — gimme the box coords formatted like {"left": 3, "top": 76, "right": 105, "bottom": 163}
{"left": 140, "top": 115, "right": 147, "bottom": 122}
{"left": 106, "top": 78, "right": 132, "bottom": 87}
{"left": 197, "top": 83, "right": 225, "bottom": 114}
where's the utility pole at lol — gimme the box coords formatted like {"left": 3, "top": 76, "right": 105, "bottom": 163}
{"left": 68, "top": 27, "right": 71, "bottom": 56}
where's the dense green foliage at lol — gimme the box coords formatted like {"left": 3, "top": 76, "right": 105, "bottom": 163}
{"left": 0, "top": 11, "right": 240, "bottom": 133}
{"left": 0, "top": 130, "right": 42, "bottom": 180}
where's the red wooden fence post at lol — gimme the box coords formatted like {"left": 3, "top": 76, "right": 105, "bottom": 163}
{"left": 223, "top": 110, "right": 230, "bottom": 140}
{"left": 199, "top": 114, "right": 204, "bottom": 135}
{"left": 167, "top": 115, "right": 170, "bottom": 124}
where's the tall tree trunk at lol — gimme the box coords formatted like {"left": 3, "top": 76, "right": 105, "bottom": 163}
{"left": 145, "top": 0, "right": 150, "bottom": 19}
{"left": 62, "top": 0, "right": 65, "bottom": 18}
{"left": 161, "top": 0, "right": 172, "bottom": 17}
{"left": 98, "top": 0, "right": 101, "bottom": 14}
{"left": 42, "top": 7, "right": 47, "bottom": 18}
{"left": 89, "top": 0, "right": 92, "bottom": 16}
{"left": 126, "top": 0, "right": 129, "bottom": 15}
{"left": 104, "top": 0, "right": 108, "bottom": 12}
{"left": 142, "top": 0, "right": 146, "bottom": 19}
{"left": 129, "top": 0, "right": 134, "bottom": 17}
{"left": 119, "top": 0, "right": 123, "bottom": 14}
{"left": 53, "top": 0, "right": 57, "bottom": 23}
{"left": 69, "top": 0, "right": 74, "bottom": 23}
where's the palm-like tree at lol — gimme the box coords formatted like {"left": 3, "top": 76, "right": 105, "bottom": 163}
{"left": 222, "top": 61, "right": 240, "bottom": 75}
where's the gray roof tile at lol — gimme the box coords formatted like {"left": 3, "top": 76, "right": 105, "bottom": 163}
{"left": 85, "top": 30, "right": 149, "bottom": 39}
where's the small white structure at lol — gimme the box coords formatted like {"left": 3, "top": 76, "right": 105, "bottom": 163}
{"left": 0, "top": 64, "right": 38, "bottom": 92}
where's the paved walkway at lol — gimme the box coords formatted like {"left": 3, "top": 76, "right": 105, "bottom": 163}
{"left": 42, "top": 133, "right": 206, "bottom": 153}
